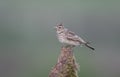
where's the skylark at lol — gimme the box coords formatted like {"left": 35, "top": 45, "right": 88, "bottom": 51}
{"left": 55, "top": 23, "right": 95, "bottom": 50}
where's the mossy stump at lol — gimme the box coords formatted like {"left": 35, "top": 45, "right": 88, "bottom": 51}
{"left": 49, "top": 46, "right": 79, "bottom": 77}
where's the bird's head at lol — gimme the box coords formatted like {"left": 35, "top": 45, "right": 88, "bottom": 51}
{"left": 55, "top": 23, "right": 65, "bottom": 32}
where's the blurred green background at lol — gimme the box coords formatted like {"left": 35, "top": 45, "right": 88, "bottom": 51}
{"left": 0, "top": 0, "right": 120, "bottom": 77}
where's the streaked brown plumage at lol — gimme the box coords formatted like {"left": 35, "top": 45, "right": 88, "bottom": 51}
{"left": 55, "top": 23, "right": 95, "bottom": 50}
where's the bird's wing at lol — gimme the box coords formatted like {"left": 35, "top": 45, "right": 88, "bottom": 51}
{"left": 65, "top": 30, "right": 86, "bottom": 43}
{"left": 68, "top": 31, "right": 76, "bottom": 36}
{"left": 65, "top": 30, "right": 81, "bottom": 43}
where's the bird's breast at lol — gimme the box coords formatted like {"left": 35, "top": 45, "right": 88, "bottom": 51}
{"left": 58, "top": 34, "right": 66, "bottom": 43}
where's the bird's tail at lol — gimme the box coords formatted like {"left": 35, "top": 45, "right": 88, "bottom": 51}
{"left": 85, "top": 43, "right": 95, "bottom": 50}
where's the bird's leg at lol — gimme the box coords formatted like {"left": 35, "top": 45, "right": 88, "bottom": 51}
{"left": 61, "top": 43, "right": 67, "bottom": 48}
{"left": 71, "top": 45, "right": 75, "bottom": 48}
{"left": 65, "top": 45, "right": 70, "bottom": 48}
{"left": 65, "top": 45, "right": 75, "bottom": 48}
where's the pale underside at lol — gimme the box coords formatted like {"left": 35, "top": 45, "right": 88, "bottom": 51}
{"left": 58, "top": 35, "right": 79, "bottom": 45}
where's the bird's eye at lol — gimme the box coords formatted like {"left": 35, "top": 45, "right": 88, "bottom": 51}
{"left": 58, "top": 26, "right": 61, "bottom": 28}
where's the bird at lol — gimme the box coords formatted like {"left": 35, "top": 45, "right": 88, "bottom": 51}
{"left": 55, "top": 23, "right": 95, "bottom": 50}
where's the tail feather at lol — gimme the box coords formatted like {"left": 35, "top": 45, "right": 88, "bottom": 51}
{"left": 85, "top": 43, "right": 95, "bottom": 50}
